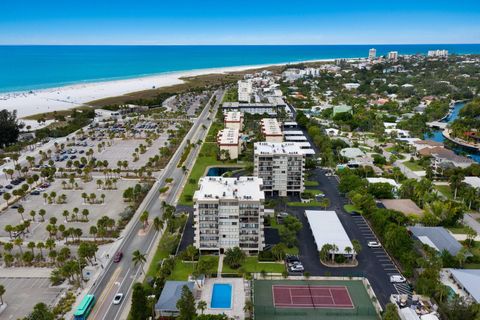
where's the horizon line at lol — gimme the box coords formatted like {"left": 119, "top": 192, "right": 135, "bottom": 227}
{"left": 1, "top": 43, "right": 480, "bottom": 46}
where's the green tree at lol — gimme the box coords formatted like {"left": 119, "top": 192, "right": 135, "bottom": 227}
{"left": 131, "top": 250, "right": 147, "bottom": 273}
{"left": 24, "top": 302, "right": 54, "bottom": 320}
{"left": 0, "top": 284, "right": 5, "bottom": 305}
{"left": 177, "top": 285, "right": 197, "bottom": 320}
{"left": 197, "top": 300, "right": 207, "bottom": 315}
{"left": 0, "top": 109, "right": 20, "bottom": 148}
{"left": 130, "top": 283, "right": 149, "bottom": 320}
{"left": 224, "top": 247, "right": 246, "bottom": 269}
{"left": 383, "top": 303, "right": 400, "bottom": 320}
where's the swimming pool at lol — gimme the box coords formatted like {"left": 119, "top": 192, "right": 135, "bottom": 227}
{"left": 211, "top": 283, "right": 232, "bottom": 309}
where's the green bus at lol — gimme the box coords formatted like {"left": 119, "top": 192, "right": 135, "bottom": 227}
{"left": 74, "top": 294, "right": 96, "bottom": 320}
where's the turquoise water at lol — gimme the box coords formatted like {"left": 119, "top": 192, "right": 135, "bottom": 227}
{"left": 211, "top": 283, "right": 232, "bottom": 309}
{"left": 425, "top": 102, "right": 480, "bottom": 163}
{"left": 1, "top": 44, "right": 480, "bottom": 93}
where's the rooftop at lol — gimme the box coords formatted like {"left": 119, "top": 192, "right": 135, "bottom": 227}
{"left": 254, "top": 142, "right": 306, "bottom": 156}
{"left": 261, "top": 118, "right": 282, "bottom": 136}
{"left": 366, "top": 177, "right": 401, "bottom": 188}
{"left": 194, "top": 177, "right": 264, "bottom": 202}
{"left": 380, "top": 199, "right": 423, "bottom": 216}
{"left": 155, "top": 281, "right": 194, "bottom": 313}
{"left": 224, "top": 111, "right": 243, "bottom": 122}
{"left": 305, "top": 210, "right": 354, "bottom": 254}
{"left": 463, "top": 176, "right": 480, "bottom": 189}
{"left": 217, "top": 128, "right": 239, "bottom": 145}
{"left": 408, "top": 226, "right": 464, "bottom": 256}
{"left": 340, "top": 147, "right": 366, "bottom": 159}
{"left": 448, "top": 269, "right": 480, "bottom": 303}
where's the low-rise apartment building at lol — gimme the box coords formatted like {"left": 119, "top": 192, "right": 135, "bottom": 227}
{"left": 260, "top": 118, "right": 283, "bottom": 142}
{"left": 217, "top": 128, "right": 241, "bottom": 160}
{"left": 224, "top": 111, "right": 243, "bottom": 130}
{"left": 254, "top": 142, "right": 305, "bottom": 196}
{"left": 193, "top": 177, "right": 265, "bottom": 254}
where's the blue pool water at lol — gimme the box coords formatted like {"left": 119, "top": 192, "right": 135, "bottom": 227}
{"left": 211, "top": 283, "right": 232, "bottom": 309}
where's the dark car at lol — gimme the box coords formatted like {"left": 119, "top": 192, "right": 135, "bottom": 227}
{"left": 5, "top": 185, "right": 13, "bottom": 190}
{"left": 30, "top": 190, "right": 41, "bottom": 195}
{"left": 113, "top": 252, "right": 123, "bottom": 263}
{"left": 11, "top": 179, "right": 21, "bottom": 185}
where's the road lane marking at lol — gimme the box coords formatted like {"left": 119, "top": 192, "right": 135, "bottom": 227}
{"left": 91, "top": 266, "right": 123, "bottom": 319}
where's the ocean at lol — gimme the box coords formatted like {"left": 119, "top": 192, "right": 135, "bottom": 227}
{"left": 1, "top": 44, "right": 480, "bottom": 93}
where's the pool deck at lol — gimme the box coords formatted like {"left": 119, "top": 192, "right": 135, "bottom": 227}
{"left": 199, "top": 278, "right": 246, "bottom": 319}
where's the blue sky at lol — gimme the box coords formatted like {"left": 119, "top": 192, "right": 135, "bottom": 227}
{"left": 1, "top": 0, "right": 479, "bottom": 44}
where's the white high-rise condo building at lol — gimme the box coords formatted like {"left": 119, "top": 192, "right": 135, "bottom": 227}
{"left": 368, "top": 48, "right": 376, "bottom": 59}
{"left": 254, "top": 142, "right": 305, "bottom": 196}
{"left": 427, "top": 50, "right": 449, "bottom": 58}
{"left": 388, "top": 51, "right": 398, "bottom": 61}
{"left": 193, "top": 177, "right": 265, "bottom": 253}
{"left": 238, "top": 80, "right": 253, "bottom": 103}
{"left": 217, "top": 128, "right": 241, "bottom": 160}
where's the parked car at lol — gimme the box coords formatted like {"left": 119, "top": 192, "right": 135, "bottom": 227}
{"left": 289, "top": 264, "right": 305, "bottom": 272}
{"left": 367, "top": 241, "right": 382, "bottom": 248}
{"left": 5, "top": 185, "right": 13, "bottom": 190}
{"left": 113, "top": 293, "right": 124, "bottom": 305}
{"left": 390, "top": 275, "right": 406, "bottom": 283}
{"left": 30, "top": 190, "right": 41, "bottom": 196}
{"left": 113, "top": 252, "right": 123, "bottom": 263}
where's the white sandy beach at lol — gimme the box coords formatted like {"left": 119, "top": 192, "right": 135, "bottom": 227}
{"left": 0, "top": 59, "right": 334, "bottom": 119}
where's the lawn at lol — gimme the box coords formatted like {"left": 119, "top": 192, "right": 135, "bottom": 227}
{"left": 435, "top": 185, "right": 453, "bottom": 199}
{"left": 287, "top": 201, "right": 326, "bottom": 207}
{"left": 403, "top": 161, "right": 424, "bottom": 171}
{"left": 304, "top": 180, "right": 319, "bottom": 187}
{"left": 146, "top": 232, "right": 177, "bottom": 277}
{"left": 302, "top": 189, "right": 323, "bottom": 196}
{"left": 344, "top": 204, "right": 362, "bottom": 213}
{"left": 178, "top": 142, "right": 236, "bottom": 206}
{"left": 446, "top": 225, "right": 471, "bottom": 234}
{"left": 222, "top": 256, "right": 285, "bottom": 274}
{"left": 169, "top": 256, "right": 219, "bottom": 280}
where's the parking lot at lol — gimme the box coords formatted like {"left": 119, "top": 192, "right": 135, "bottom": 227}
{"left": 276, "top": 167, "right": 405, "bottom": 307}
{"left": 0, "top": 176, "right": 139, "bottom": 241}
{"left": 0, "top": 276, "right": 65, "bottom": 320}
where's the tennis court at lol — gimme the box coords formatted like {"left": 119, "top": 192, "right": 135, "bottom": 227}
{"left": 254, "top": 279, "right": 379, "bottom": 320}
{"left": 272, "top": 285, "right": 354, "bottom": 309}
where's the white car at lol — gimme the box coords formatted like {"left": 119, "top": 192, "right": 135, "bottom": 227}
{"left": 290, "top": 265, "right": 304, "bottom": 272}
{"left": 367, "top": 241, "right": 381, "bottom": 248}
{"left": 390, "top": 275, "right": 406, "bottom": 283}
{"left": 113, "top": 293, "right": 124, "bottom": 305}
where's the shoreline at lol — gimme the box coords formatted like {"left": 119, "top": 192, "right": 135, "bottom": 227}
{"left": 0, "top": 57, "right": 340, "bottom": 119}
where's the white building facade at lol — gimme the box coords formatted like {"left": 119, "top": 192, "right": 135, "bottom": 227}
{"left": 193, "top": 177, "right": 265, "bottom": 253}
{"left": 254, "top": 142, "right": 305, "bottom": 196}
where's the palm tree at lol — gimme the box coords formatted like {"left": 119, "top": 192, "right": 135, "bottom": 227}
{"left": 140, "top": 211, "right": 149, "bottom": 230}
{"left": 14, "top": 238, "right": 23, "bottom": 255}
{"left": 38, "top": 209, "right": 46, "bottom": 222}
{"left": 0, "top": 284, "right": 5, "bottom": 305}
{"left": 4, "top": 225, "right": 14, "bottom": 239}
{"left": 153, "top": 217, "right": 164, "bottom": 232}
{"left": 90, "top": 226, "right": 98, "bottom": 242}
{"left": 345, "top": 246, "right": 353, "bottom": 261}
{"left": 131, "top": 250, "right": 147, "bottom": 273}
{"left": 197, "top": 300, "right": 207, "bottom": 314}
{"left": 352, "top": 239, "right": 362, "bottom": 262}
{"left": 27, "top": 241, "right": 36, "bottom": 255}
{"left": 244, "top": 300, "right": 254, "bottom": 319}
{"left": 184, "top": 245, "right": 198, "bottom": 270}
{"left": 37, "top": 242, "right": 45, "bottom": 259}
{"left": 449, "top": 173, "right": 464, "bottom": 200}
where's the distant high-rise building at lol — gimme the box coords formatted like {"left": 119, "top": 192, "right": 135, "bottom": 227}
{"left": 237, "top": 80, "right": 253, "bottom": 103}
{"left": 427, "top": 50, "right": 449, "bottom": 58}
{"left": 368, "top": 48, "right": 376, "bottom": 59}
{"left": 388, "top": 51, "right": 398, "bottom": 61}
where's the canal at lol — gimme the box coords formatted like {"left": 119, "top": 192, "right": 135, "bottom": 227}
{"left": 425, "top": 101, "right": 480, "bottom": 163}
